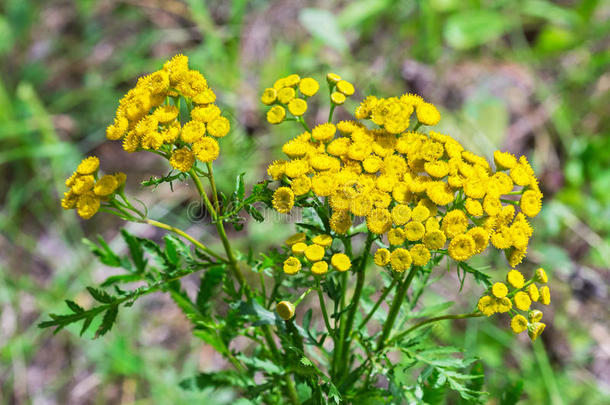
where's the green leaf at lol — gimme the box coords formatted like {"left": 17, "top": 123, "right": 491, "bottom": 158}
{"left": 245, "top": 204, "right": 264, "bottom": 222}
{"left": 458, "top": 262, "right": 492, "bottom": 289}
{"left": 299, "top": 8, "right": 348, "bottom": 52}
{"left": 65, "top": 300, "right": 84, "bottom": 313}
{"left": 95, "top": 305, "right": 118, "bottom": 338}
{"left": 236, "top": 353, "right": 282, "bottom": 374}
{"left": 100, "top": 273, "right": 142, "bottom": 287}
{"left": 500, "top": 380, "right": 524, "bottom": 405}
{"left": 86, "top": 287, "right": 115, "bottom": 304}
{"left": 121, "top": 229, "right": 147, "bottom": 273}
{"left": 196, "top": 265, "right": 226, "bottom": 314}
{"left": 444, "top": 10, "right": 511, "bottom": 50}
{"left": 234, "top": 172, "right": 246, "bottom": 201}
{"left": 82, "top": 236, "right": 123, "bottom": 268}
{"left": 180, "top": 370, "right": 251, "bottom": 391}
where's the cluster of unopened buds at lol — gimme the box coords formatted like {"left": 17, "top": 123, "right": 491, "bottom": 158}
{"left": 262, "top": 72, "right": 549, "bottom": 340}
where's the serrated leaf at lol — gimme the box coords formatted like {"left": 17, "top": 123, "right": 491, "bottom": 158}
{"left": 245, "top": 204, "right": 264, "bottom": 222}
{"left": 236, "top": 353, "right": 282, "bottom": 374}
{"left": 65, "top": 300, "right": 84, "bottom": 313}
{"left": 95, "top": 305, "right": 118, "bottom": 338}
{"left": 196, "top": 265, "right": 225, "bottom": 314}
{"left": 82, "top": 236, "right": 123, "bottom": 268}
{"left": 234, "top": 172, "right": 246, "bottom": 201}
{"left": 121, "top": 229, "right": 147, "bottom": 273}
{"left": 500, "top": 380, "right": 524, "bottom": 405}
{"left": 86, "top": 287, "right": 115, "bottom": 304}
{"left": 100, "top": 274, "right": 142, "bottom": 287}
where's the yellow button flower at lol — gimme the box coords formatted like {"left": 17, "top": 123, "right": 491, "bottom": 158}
{"left": 528, "top": 322, "right": 546, "bottom": 341}
{"left": 304, "top": 244, "right": 325, "bottom": 262}
{"left": 535, "top": 268, "right": 548, "bottom": 283}
{"left": 276, "top": 301, "right": 295, "bottom": 320}
{"left": 331, "top": 253, "right": 351, "bottom": 272}
{"left": 312, "top": 234, "right": 333, "bottom": 247}
{"left": 192, "top": 137, "right": 220, "bottom": 163}
{"left": 93, "top": 175, "right": 119, "bottom": 197}
{"left": 540, "top": 286, "right": 551, "bottom": 305}
{"left": 76, "top": 156, "right": 100, "bottom": 175}
{"left": 422, "top": 230, "right": 446, "bottom": 250}
{"left": 291, "top": 242, "right": 307, "bottom": 255}
{"left": 283, "top": 257, "right": 301, "bottom": 275}
{"left": 207, "top": 116, "right": 230, "bottom": 138}
{"left": 510, "top": 314, "right": 528, "bottom": 334}
{"left": 312, "top": 123, "right": 336, "bottom": 142}
{"left": 288, "top": 98, "right": 308, "bottom": 116}
{"left": 267, "top": 105, "right": 286, "bottom": 124}
{"left": 448, "top": 234, "right": 475, "bottom": 261}
{"left": 528, "top": 283, "right": 540, "bottom": 302}
{"left": 374, "top": 248, "right": 391, "bottom": 266}
{"left": 299, "top": 77, "right": 319, "bottom": 97}
{"left": 261, "top": 88, "right": 277, "bottom": 105}
{"left": 513, "top": 291, "right": 532, "bottom": 311}
{"left": 331, "top": 91, "right": 346, "bottom": 105}
{"left": 272, "top": 187, "right": 295, "bottom": 214}
{"left": 336, "top": 80, "right": 355, "bottom": 96}
{"left": 76, "top": 193, "right": 100, "bottom": 219}
{"left": 311, "top": 261, "right": 329, "bottom": 275}
{"left": 390, "top": 248, "right": 412, "bottom": 272}
{"left": 415, "top": 102, "right": 441, "bottom": 126}
{"left": 491, "top": 282, "right": 508, "bottom": 298}
{"left": 506, "top": 269, "right": 525, "bottom": 289}
{"left": 410, "top": 244, "right": 431, "bottom": 266}
{"left": 169, "top": 147, "right": 195, "bottom": 172}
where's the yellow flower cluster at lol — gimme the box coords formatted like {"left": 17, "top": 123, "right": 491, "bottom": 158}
{"left": 61, "top": 156, "right": 125, "bottom": 219}
{"left": 477, "top": 268, "right": 550, "bottom": 341}
{"left": 264, "top": 76, "right": 543, "bottom": 274}
{"left": 282, "top": 233, "right": 352, "bottom": 276}
{"left": 262, "top": 73, "right": 355, "bottom": 125}
{"left": 105, "top": 54, "right": 230, "bottom": 172}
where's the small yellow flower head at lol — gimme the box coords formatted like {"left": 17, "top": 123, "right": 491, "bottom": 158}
{"left": 76, "top": 193, "right": 101, "bottom": 219}
{"left": 467, "top": 227, "right": 489, "bottom": 254}
{"left": 192, "top": 104, "right": 221, "bottom": 123}
{"left": 510, "top": 314, "right": 528, "bottom": 334}
{"left": 153, "top": 105, "right": 179, "bottom": 123}
{"left": 415, "top": 102, "right": 441, "bottom": 126}
{"left": 267, "top": 105, "right": 286, "bottom": 124}
{"left": 312, "top": 234, "right": 333, "bottom": 247}
{"left": 261, "top": 88, "right": 277, "bottom": 105}
{"left": 506, "top": 269, "right": 525, "bottom": 289}
{"left": 312, "top": 173, "right": 335, "bottom": 196}
{"left": 411, "top": 205, "right": 430, "bottom": 223}
{"left": 277, "top": 87, "right": 296, "bottom": 104}
{"left": 448, "top": 234, "right": 475, "bottom": 261}
{"left": 326, "top": 73, "right": 342, "bottom": 85}
{"left": 192, "top": 137, "right": 220, "bottom": 163}
{"left": 496, "top": 297, "right": 513, "bottom": 313}
{"left": 72, "top": 175, "right": 95, "bottom": 195}
{"left": 442, "top": 210, "right": 468, "bottom": 239}
{"left": 272, "top": 187, "right": 295, "bottom": 214}
{"left": 540, "top": 286, "right": 551, "bottom": 305}
{"left": 276, "top": 301, "right": 296, "bottom": 320}
{"left": 331, "top": 91, "right": 347, "bottom": 105}
{"left": 267, "top": 160, "right": 286, "bottom": 180}
{"left": 528, "top": 283, "right": 540, "bottom": 302}
{"left": 391, "top": 204, "right": 412, "bottom": 226}
{"left": 169, "top": 147, "right": 196, "bottom": 172}
{"left": 423, "top": 230, "right": 446, "bottom": 250}
{"left": 61, "top": 191, "right": 78, "bottom": 210}
{"left": 93, "top": 175, "right": 119, "bottom": 197}
{"left": 336, "top": 80, "right": 355, "bottom": 96}
{"left": 390, "top": 248, "right": 412, "bottom": 272}
{"left": 106, "top": 116, "right": 129, "bottom": 140}
{"left": 291, "top": 242, "right": 307, "bottom": 255}
{"left": 529, "top": 309, "right": 543, "bottom": 323}
{"left": 291, "top": 176, "right": 311, "bottom": 196}
{"left": 477, "top": 295, "right": 496, "bottom": 316}
{"left": 76, "top": 156, "right": 100, "bottom": 175}
{"left": 288, "top": 98, "right": 308, "bottom": 116}
{"left": 520, "top": 190, "right": 542, "bottom": 218}
{"left": 368, "top": 208, "right": 393, "bottom": 235}
{"left": 285, "top": 232, "right": 306, "bottom": 246}
{"left": 299, "top": 77, "right": 319, "bottom": 97}
{"left": 493, "top": 150, "right": 517, "bottom": 170}
{"left": 304, "top": 244, "right": 325, "bottom": 262}
{"left": 534, "top": 268, "right": 548, "bottom": 283}
{"left": 193, "top": 88, "right": 216, "bottom": 105}
{"left": 163, "top": 54, "right": 189, "bottom": 85}
{"left": 350, "top": 193, "right": 373, "bottom": 217}
{"left": 374, "top": 248, "right": 391, "bottom": 266}
{"left": 330, "top": 210, "right": 352, "bottom": 234}
{"left": 425, "top": 216, "right": 440, "bottom": 232}
{"left": 528, "top": 322, "right": 546, "bottom": 341}
{"left": 283, "top": 256, "right": 301, "bottom": 275}
{"left": 387, "top": 228, "right": 406, "bottom": 245}
{"left": 410, "top": 244, "right": 431, "bottom": 266}
{"left": 207, "top": 116, "right": 230, "bottom": 138}
{"left": 311, "top": 261, "right": 329, "bottom": 275}
{"left": 404, "top": 221, "right": 425, "bottom": 241}
{"left": 181, "top": 121, "right": 206, "bottom": 143}
{"left": 331, "top": 253, "right": 351, "bottom": 272}
{"left": 312, "top": 123, "right": 336, "bottom": 143}
{"left": 491, "top": 282, "right": 508, "bottom": 298}
{"left": 514, "top": 291, "right": 532, "bottom": 311}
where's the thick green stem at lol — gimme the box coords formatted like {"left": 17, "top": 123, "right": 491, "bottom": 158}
{"left": 317, "top": 284, "right": 334, "bottom": 337}
{"left": 338, "top": 233, "right": 374, "bottom": 377}
{"left": 376, "top": 266, "right": 418, "bottom": 352}
{"left": 189, "top": 169, "right": 298, "bottom": 405}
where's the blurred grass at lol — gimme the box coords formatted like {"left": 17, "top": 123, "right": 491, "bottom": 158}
{"left": 1, "top": 0, "right": 609, "bottom": 403}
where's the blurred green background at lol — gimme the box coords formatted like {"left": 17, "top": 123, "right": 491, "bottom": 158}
{"left": 1, "top": 0, "right": 609, "bottom": 404}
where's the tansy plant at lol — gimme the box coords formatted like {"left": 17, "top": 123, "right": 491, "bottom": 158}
{"left": 42, "top": 56, "right": 550, "bottom": 404}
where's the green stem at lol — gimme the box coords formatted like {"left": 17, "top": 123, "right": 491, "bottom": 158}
{"left": 206, "top": 162, "right": 221, "bottom": 213}
{"left": 376, "top": 266, "right": 418, "bottom": 352}
{"left": 328, "top": 104, "right": 336, "bottom": 122}
{"left": 357, "top": 278, "right": 398, "bottom": 329}
{"left": 339, "top": 233, "right": 374, "bottom": 376}
{"left": 297, "top": 116, "right": 311, "bottom": 132}
{"left": 145, "top": 219, "right": 226, "bottom": 262}
{"left": 317, "top": 283, "right": 334, "bottom": 337}
{"left": 388, "top": 312, "right": 483, "bottom": 346}
{"left": 189, "top": 169, "right": 298, "bottom": 405}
